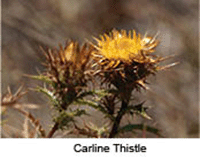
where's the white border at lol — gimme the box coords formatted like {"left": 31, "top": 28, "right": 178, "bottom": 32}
{"left": 0, "top": 139, "right": 200, "bottom": 159}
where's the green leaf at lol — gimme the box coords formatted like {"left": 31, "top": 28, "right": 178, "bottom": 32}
{"left": 54, "top": 109, "right": 88, "bottom": 130}
{"left": 126, "top": 102, "right": 152, "bottom": 120}
{"left": 34, "top": 86, "right": 60, "bottom": 107}
{"left": 72, "top": 109, "right": 88, "bottom": 117}
{"left": 139, "top": 111, "right": 152, "bottom": 120}
{"left": 118, "top": 124, "right": 162, "bottom": 137}
{"left": 26, "top": 74, "right": 52, "bottom": 84}
{"left": 74, "top": 99, "right": 114, "bottom": 121}
{"left": 76, "top": 89, "right": 119, "bottom": 100}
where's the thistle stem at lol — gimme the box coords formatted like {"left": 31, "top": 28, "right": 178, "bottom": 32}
{"left": 109, "top": 100, "right": 128, "bottom": 138}
{"left": 47, "top": 122, "right": 59, "bottom": 138}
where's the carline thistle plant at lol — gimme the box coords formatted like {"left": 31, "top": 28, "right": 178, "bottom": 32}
{"left": 32, "top": 29, "right": 176, "bottom": 138}
{"left": 33, "top": 41, "right": 95, "bottom": 137}
{"left": 90, "top": 29, "right": 174, "bottom": 137}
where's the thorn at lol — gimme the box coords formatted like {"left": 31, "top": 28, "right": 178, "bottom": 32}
{"left": 152, "top": 31, "right": 160, "bottom": 42}
{"left": 158, "top": 62, "right": 179, "bottom": 70}
{"left": 157, "top": 54, "right": 178, "bottom": 62}
{"left": 136, "top": 80, "right": 150, "bottom": 90}
{"left": 7, "top": 86, "right": 12, "bottom": 95}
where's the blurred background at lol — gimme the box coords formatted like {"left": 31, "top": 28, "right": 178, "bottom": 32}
{"left": 1, "top": 0, "right": 199, "bottom": 138}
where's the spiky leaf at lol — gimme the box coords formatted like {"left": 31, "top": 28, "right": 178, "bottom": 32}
{"left": 118, "top": 124, "right": 162, "bottom": 137}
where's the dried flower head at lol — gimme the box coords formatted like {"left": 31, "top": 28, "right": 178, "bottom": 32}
{"left": 91, "top": 29, "right": 166, "bottom": 94}
{"left": 44, "top": 41, "right": 93, "bottom": 83}
{"left": 42, "top": 41, "right": 94, "bottom": 110}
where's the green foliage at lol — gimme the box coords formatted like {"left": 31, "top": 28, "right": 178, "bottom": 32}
{"left": 118, "top": 124, "right": 162, "bottom": 137}
{"left": 76, "top": 88, "right": 119, "bottom": 100}
{"left": 26, "top": 74, "right": 53, "bottom": 85}
{"left": 126, "top": 102, "right": 152, "bottom": 120}
{"left": 54, "top": 109, "right": 88, "bottom": 130}
{"left": 75, "top": 98, "right": 115, "bottom": 121}
{"left": 34, "top": 86, "right": 61, "bottom": 109}
{"left": 31, "top": 63, "right": 161, "bottom": 138}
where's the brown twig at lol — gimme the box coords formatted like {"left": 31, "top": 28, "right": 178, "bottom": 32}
{"left": 1, "top": 85, "right": 46, "bottom": 138}
{"left": 47, "top": 122, "right": 59, "bottom": 138}
{"left": 1, "top": 86, "right": 28, "bottom": 106}
{"left": 17, "top": 108, "right": 46, "bottom": 137}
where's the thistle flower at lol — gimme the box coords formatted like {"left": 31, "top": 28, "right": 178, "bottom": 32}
{"left": 90, "top": 29, "right": 175, "bottom": 138}
{"left": 92, "top": 29, "right": 159, "bottom": 64}
{"left": 44, "top": 41, "right": 93, "bottom": 83}
{"left": 42, "top": 41, "right": 94, "bottom": 110}
{"left": 91, "top": 29, "right": 165, "bottom": 96}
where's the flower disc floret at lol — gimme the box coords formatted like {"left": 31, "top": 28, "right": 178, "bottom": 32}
{"left": 93, "top": 29, "right": 158, "bottom": 63}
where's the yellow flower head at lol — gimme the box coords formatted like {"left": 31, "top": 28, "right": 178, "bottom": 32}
{"left": 90, "top": 29, "right": 163, "bottom": 91}
{"left": 92, "top": 29, "right": 159, "bottom": 64}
